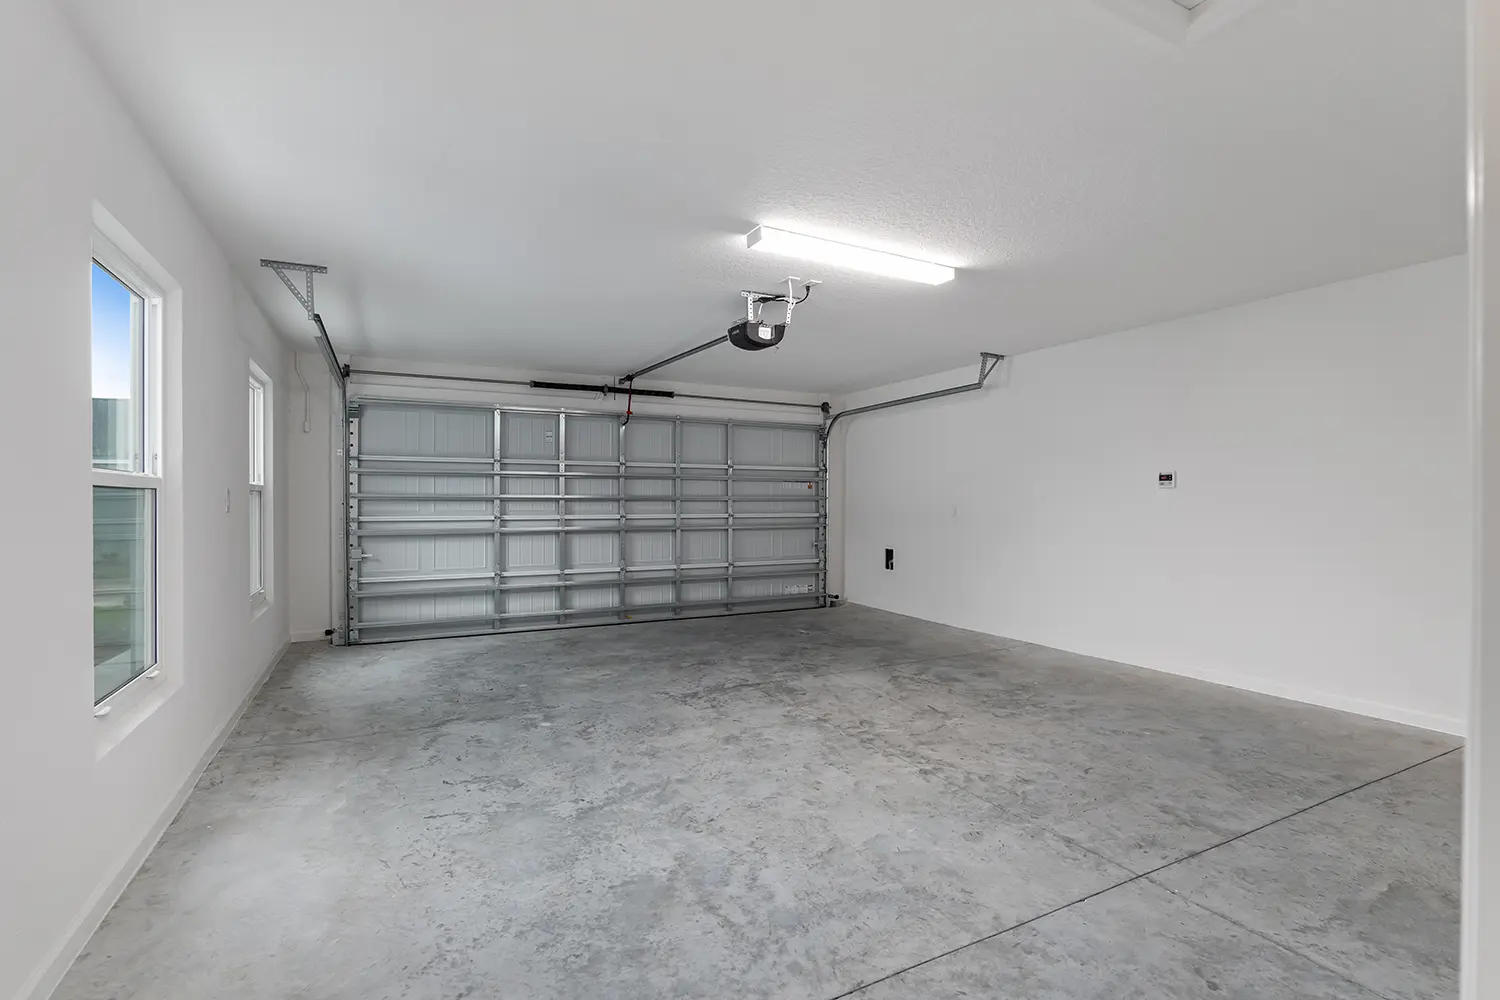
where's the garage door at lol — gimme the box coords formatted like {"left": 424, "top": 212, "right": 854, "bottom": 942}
{"left": 345, "top": 400, "right": 827, "bottom": 642}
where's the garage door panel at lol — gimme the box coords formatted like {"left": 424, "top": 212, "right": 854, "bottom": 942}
{"left": 626, "top": 531, "right": 674, "bottom": 568}
{"left": 731, "top": 424, "right": 816, "bottom": 469}
{"left": 566, "top": 475, "right": 619, "bottom": 518}
{"left": 360, "top": 405, "right": 493, "bottom": 459}
{"left": 567, "top": 415, "right": 620, "bottom": 463}
{"left": 623, "top": 419, "right": 674, "bottom": 463}
{"left": 680, "top": 578, "right": 728, "bottom": 603}
{"left": 349, "top": 403, "right": 824, "bottom": 641}
{"left": 731, "top": 573, "right": 818, "bottom": 601}
{"left": 625, "top": 582, "right": 674, "bottom": 607}
{"left": 735, "top": 503, "right": 818, "bottom": 518}
{"left": 733, "top": 527, "right": 817, "bottom": 564}
{"left": 359, "top": 535, "right": 421, "bottom": 576}
{"left": 361, "top": 472, "right": 489, "bottom": 497}
{"left": 682, "top": 477, "right": 727, "bottom": 518}
{"left": 568, "top": 570, "right": 618, "bottom": 585}
{"left": 733, "top": 477, "right": 819, "bottom": 516}
{"left": 360, "top": 590, "right": 493, "bottom": 626}
{"left": 625, "top": 477, "right": 673, "bottom": 495}
{"left": 627, "top": 519, "right": 677, "bottom": 531}
{"left": 505, "top": 533, "right": 558, "bottom": 572}
{"left": 361, "top": 475, "right": 492, "bottom": 519}
{"left": 501, "top": 474, "right": 559, "bottom": 519}
{"left": 361, "top": 501, "right": 493, "bottom": 518}
{"left": 567, "top": 532, "right": 620, "bottom": 570}
{"left": 680, "top": 421, "right": 726, "bottom": 464}
{"left": 502, "top": 412, "right": 559, "bottom": 460}
{"left": 434, "top": 535, "right": 489, "bottom": 571}
{"left": 566, "top": 585, "right": 619, "bottom": 612}
{"left": 359, "top": 533, "right": 496, "bottom": 580}
{"left": 624, "top": 477, "right": 673, "bottom": 519}
{"left": 681, "top": 529, "right": 728, "bottom": 566}
{"left": 502, "top": 589, "right": 559, "bottom": 618}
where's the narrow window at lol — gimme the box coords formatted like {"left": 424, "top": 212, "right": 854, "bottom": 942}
{"left": 249, "top": 366, "right": 268, "bottom": 602}
{"left": 91, "top": 249, "right": 161, "bottom": 703}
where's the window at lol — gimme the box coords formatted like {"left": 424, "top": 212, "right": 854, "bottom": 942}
{"left": 91, "top": 244, "right": 162, "bottom": 704}
{"left": 249, "top": 367, "right": 268, "bottom": 601}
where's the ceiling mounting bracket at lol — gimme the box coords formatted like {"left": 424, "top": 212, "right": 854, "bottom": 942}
{"left": 977, "top": 350, "right": 1003, "bottom": 382}
{"left": 260, "top": 258, "right": 328, "bottom": 321}
{"left": 260, "top": 257, "right": 343, "bottom": 385}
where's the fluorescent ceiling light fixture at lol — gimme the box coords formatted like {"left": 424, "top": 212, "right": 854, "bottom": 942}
{"left": 746, "top": 225, "right": 956, "bottom": 285}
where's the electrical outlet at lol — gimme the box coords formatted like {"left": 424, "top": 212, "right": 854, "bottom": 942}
{"left": 884, "top": 548, "right": 894, "bottom": 571}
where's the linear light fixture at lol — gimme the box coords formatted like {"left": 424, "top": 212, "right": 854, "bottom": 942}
{"left": 746, "top": 225, "right": 956, "bottom": 285}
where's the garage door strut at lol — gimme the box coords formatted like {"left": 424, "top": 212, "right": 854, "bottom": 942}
{"left": 822, "top": 352, "right": 1004, "bottom": 440}
{"left": 260, "top": 259, "right": 346, "bottom": 381}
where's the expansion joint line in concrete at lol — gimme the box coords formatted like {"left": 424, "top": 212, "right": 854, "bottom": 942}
{"left": 826, "top": 746, "right": 1461, "bottom": 1000}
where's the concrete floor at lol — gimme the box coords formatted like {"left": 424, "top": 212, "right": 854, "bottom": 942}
{"left": 56, "top": 605, "right": 1462, "bottom": 999}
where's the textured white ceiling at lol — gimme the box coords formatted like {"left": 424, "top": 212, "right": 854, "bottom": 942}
{"left": 59, "top": 0, "right": 1463, "bottom": 394}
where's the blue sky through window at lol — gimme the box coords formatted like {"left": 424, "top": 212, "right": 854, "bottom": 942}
{"left": 91, "top": 262, "right": 134, "bottom": 399}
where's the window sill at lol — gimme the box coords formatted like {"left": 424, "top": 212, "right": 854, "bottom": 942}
{"left": 251, "top": 593, "right": 272, "bottom": 623}
{"left": 94, "top": 664, "right": 179, "bottom": 760}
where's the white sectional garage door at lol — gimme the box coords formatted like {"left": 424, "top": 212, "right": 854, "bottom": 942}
{"left": 346, "top": 400, "right": 826, "bottom": 642}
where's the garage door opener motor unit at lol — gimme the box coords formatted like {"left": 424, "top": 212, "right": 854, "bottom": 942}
{"left": 619, "top": 280, "right": 819, "bottom": 386}
{"left": 727, "top": 280, "right": 816, "bottom": 351}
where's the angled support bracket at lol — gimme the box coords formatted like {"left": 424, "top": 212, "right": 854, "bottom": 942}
{"left": 260, "top": 257, "right": 343, "bottom": 382}
{"left": 977, "top": 350, "right": 1003, "bottom": 382}
{"left": 260, "top": 259, "right": 328, "bottom": 321}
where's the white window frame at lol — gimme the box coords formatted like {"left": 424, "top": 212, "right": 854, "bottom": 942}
{"left": 91, "top": 232, "right": 164, "bottom": 709}
{"left": 249, "top": 363, "right": 270, "bottom": 608}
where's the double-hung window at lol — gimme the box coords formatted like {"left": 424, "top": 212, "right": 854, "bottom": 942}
{"left": 249, "top": 367, "right": 268, "bottom": 602}
{"left": 91, "top": 240, "right": 162, "bottom": 704}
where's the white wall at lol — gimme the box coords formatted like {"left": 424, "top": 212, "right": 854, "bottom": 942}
{"left": 285, "top": 356, "right": 829, "bottom": 638}
{"left": 835, "top": 257, "right": 1472, "bottom": 734}
{"left": 0, "top": 3, "right": 290, "bottom": 998}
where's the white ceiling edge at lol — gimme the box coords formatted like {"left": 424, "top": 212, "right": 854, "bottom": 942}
{"left": 1088, "top": 0, "right": 1269, "bottom": 45}
{"left": 341, "top": 354, "right": 832, "bottom": 414}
